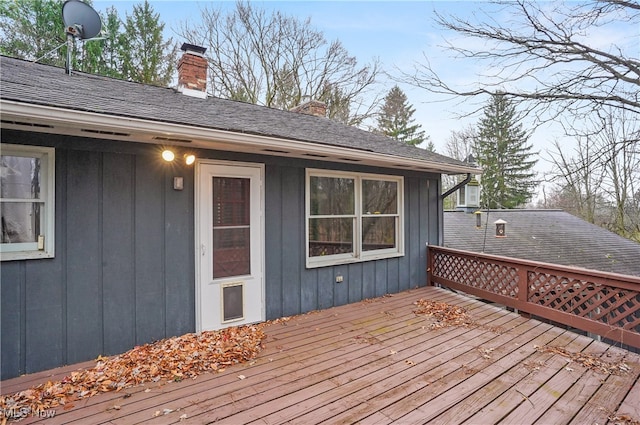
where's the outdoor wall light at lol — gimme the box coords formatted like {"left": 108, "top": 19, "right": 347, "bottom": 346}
{"left": 162, "top": 149, "right": 196, "bottom": 165}
{"left": 162, "top": 149, "right": 175, "bottom": 162}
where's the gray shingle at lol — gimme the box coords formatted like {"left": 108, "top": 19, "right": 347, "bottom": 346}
{"left": 443, "top": 209, "right": 640, "bottom": 277}
{"left": 0, "top": 56, "right": 472, "bottom": 171}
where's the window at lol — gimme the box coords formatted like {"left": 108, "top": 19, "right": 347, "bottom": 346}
{"left": 212, "top": 177, "right": 251, "bottom": 278}
{"left": 1, "top": 144, "right": 55, "bottom": 261}
{"left": 306, "top": 169, "right": 403, "bottom": 267}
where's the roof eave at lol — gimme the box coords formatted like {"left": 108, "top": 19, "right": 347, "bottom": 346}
{"left": 0, "top": 100, "right": 480, "bottom": 174}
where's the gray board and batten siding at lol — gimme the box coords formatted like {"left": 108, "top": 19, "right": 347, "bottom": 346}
{"left": 1, "top": 130, "right": 441, "bottom": 380}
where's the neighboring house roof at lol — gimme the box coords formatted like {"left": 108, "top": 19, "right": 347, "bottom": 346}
{"left": 0, "top": 56, "right": 478, "bottom": 174}
{"left": 443, "top": 209, "right": 640, "bottom": 277}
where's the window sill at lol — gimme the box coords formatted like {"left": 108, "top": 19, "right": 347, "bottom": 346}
{"left": 306, "top": 251, "right": 404, "bottom": 269}
{"left": 0, "top": 251, "right": 55, "bottom": 261}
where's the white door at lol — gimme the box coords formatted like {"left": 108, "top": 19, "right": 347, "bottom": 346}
{"left": 196, "top": 161, "right": 264, "bottom": 331}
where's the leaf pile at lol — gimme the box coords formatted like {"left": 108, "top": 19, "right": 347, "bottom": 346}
{"left": 413, "top": 299, "right": 476, "bottom": 329}
{"left": 413, "top": 299, "right": 505, "bottom": 334}
{"left": 0, "top": 325, "right": 265, "bottom": 418}
{"left": 535, "top": 345, "right": 632, "bottom": 375}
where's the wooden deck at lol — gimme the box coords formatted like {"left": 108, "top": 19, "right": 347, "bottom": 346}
{"left": 3, "top": 286, "right": 640, "bottom": 424}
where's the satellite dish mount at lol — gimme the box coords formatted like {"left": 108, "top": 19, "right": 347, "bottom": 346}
{"left": 61, "top": 0, "right": 102, "bottom": 75}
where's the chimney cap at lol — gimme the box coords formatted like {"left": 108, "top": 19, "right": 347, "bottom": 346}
{"left": 290, "top": 99, "right": 327, "bottom": 117}
{"left": 180, "top": 43, "right": 207, "bottom": 55}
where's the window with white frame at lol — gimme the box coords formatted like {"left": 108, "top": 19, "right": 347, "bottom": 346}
{"left": 1, "top": 144, "right": 55, "bottom": 261}
{"left": 306, "top": 169, "right": 403, "bottom": 267}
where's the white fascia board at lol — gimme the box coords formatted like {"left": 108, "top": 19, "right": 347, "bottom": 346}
{"left": 1, "top": 100, "right": 480, "bottom": 174}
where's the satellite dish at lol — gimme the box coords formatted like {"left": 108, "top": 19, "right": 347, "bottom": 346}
{"left": 32, "top": 0, "right": 103, "bottom": 71}
{"left": 61, "top": 0, "right": 102, "bottom": 75}
{"left": 62, "top": 0, "right": 102, "bottom": 39}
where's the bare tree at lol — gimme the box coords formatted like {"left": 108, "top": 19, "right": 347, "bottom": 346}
{"left": 442, "top": 125, "right": 477, "bottom": 209}
{"left": 548, "top": 107, "right": 640, "bottom": 240}
{"left": 176, "top": 1, "right": 380, "bottom": 126}
{"left": 445, "top": 125, "right": 477, "bottom": 162}
{"left": 404, "top": 0, "right": 640, "bottom": 123}
{"left": 596, "top": 109, "right": 640, "bottom": 238}
{"left": 548, "top": 137, "right": 604, "bottom": 224}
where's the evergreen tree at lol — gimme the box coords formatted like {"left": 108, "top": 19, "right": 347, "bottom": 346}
{"left": 424, "top": 140, "right": 436, "bottom": 152}
{"left": 0, "top": 0, "right": 67, "bottom": 66}
{"left": 475, "top": 92, "right": 538, "bottom": 209}
{"left": 119, "top": 1, "right": 177, "bottom": 86}
{"left": 377, "top": 86, "right": 428, "bottom": 146}
{"left": 0, "top": 1, "right": 175, "bottom": 86}
{"left": 81, "top": 7, "right": 123, "bottom": 79}
{"left": 319, "top": 82, "right": 351, "bottom": 125}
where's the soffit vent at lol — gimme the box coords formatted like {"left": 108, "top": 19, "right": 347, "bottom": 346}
{"left": 1, "top": 120, "right": 54, "bottom": 129}
{"left": 262, "top": 148, "right": 290, "bottom": 154}
{"left": 153, "top": 136, "right": 193, "bottom": 144}
{"left": 81, "top": 128, "right": 130, "bottom": 137}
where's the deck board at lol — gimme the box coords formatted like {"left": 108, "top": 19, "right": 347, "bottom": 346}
{"left": 2, "top": 286, "right": 639, "bottom": 425}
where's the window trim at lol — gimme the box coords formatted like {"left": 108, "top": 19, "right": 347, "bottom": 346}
{"left": 305, "top": 169, "right": 404, "bottom": 268}
{"left": 1, "top": 144, "right": 55, "bottom": 261}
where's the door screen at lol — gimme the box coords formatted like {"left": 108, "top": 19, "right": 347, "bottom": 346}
{"left": 212, "top": 177, "right": 250, "bottom": 279}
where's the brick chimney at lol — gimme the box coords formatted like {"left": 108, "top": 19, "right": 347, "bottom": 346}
{"left": 290, "top": 100, "right": 327, "bottom": 118}
{"left": 177, "top": 43, "right": 208, "bottom": 99}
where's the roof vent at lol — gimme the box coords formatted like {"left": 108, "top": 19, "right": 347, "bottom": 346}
{"left": 177, "top": 43, "right": 208, "bottom": 99}
{"left": 495, "top": 219, "right": 507, "bottom": 238}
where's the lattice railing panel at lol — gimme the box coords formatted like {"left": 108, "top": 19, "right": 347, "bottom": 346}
{"left": 428, "top": 246, "right": 640, "bottom": 348}
{"left": 528, "top": 271, "right": 640, "bottom": 332}
{"left": 433, "top": 252, "right": 519, "bottom": 298}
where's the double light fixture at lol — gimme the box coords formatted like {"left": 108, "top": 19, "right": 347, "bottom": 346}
{"left": 162, "top": 149, "right": 195, "bottom": 165}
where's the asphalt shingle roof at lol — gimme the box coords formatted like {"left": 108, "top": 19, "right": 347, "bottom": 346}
{"left": 0, "top": 56, "right": 472, "bottom": 172}
{"left": 443, "top": 209, "right": 640, "bottom": 277}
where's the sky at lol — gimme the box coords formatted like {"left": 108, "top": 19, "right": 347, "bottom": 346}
{"left": 90, "top": 0, "right": 633, "bottom": 186}
{"left": 91, "top": 1, "right": 501, "bottom": 151}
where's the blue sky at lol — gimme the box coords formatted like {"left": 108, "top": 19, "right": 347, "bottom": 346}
{"left": 92, "top": 1, "right": 497, "bottom": 153}
{"left": 91, "top": 1, "right": 635, "bottom": 181}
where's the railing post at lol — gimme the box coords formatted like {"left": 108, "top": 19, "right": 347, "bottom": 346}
{"left": 429, "top": 246, "right": 640, "bottom": 349}
{"left": 426, "top": 244, "right": 434, "bottom": 286}
{"left": 517, "top": 266, "right": 530, "bottom": 318}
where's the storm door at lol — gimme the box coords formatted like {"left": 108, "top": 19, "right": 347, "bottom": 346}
{"left": 196, "top": 161, "right": 264, "bottom": 331}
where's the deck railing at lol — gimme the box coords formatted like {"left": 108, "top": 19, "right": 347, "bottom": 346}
{"left": 427, "top": 246, "right": 640, "bottom": 349}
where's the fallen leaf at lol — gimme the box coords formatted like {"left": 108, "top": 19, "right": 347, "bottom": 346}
{"left": 405, "top": 360, "right": 415, "bottom": 366}
{"left": 163, "top": 408, "right": 174, "bottom": 415}
{"left": 180, "top": 413, "right": 188, "bottom": 421}
{"left": 535, "top": 346, "right": 633, "bottom": 375}
{"left": 238, "top": 375, "right": 246, "bottom": 380}
{"left": 0, "top": 324, "right": 267, "bottom": 419}
{"left": 478, "top": 347, "right": 495, "bottom": 359}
